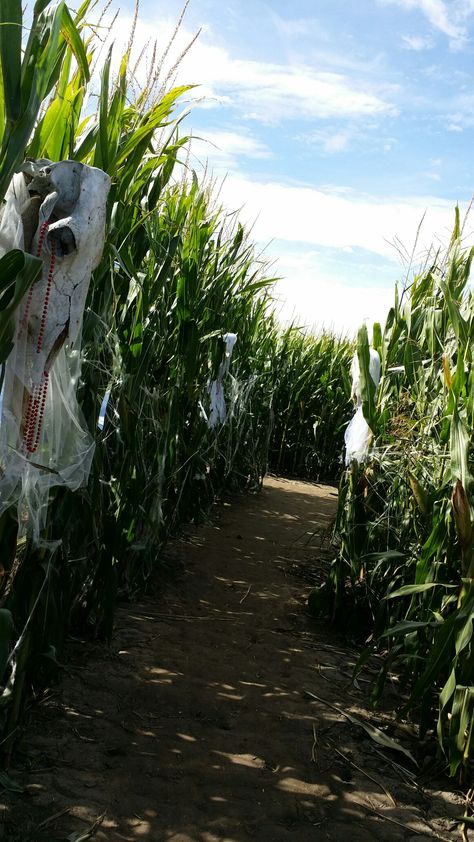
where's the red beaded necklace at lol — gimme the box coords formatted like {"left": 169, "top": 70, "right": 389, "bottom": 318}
{"left": 21, "top": 220, "right": 56, "bottom": 455}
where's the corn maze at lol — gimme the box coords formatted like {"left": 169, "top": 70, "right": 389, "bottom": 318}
{"left": 0, "top": 0, "right": 471, "bottom": 807}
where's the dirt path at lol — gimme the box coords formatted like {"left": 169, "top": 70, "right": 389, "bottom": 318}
{"left": 2, "top": 477, "right": 466, "bottom": 841}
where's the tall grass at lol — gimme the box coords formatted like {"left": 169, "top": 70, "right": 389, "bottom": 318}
{"left": 311, "top": 211, "right": 474, "bottom": 779}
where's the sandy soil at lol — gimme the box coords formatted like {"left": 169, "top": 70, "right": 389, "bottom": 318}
{"left": 0, "top": 476, "right": 468, "bottom": 841}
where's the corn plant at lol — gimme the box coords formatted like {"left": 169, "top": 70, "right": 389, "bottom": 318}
{"left": 0, "top": 0, "right": 90, "bottom": 203}
{"left": 51, "top": 181, "right": 278, "bottom": 621}
{"left": 0, "top": 0, "right": 354, "bottom": 760}
{"left": 0, "top": 0, "right": 284, "bottom": 750}
{"left": 310, "top": 211, "right": 474, "bottom": 779}
{"left": 0, "top": 0, "right": 197, "bottom": 749}
{"left": 268, "top": 328, "right": 352, "bottom": 480}
{"left": 0, "top": 0, "right": 92, "bottom": 361}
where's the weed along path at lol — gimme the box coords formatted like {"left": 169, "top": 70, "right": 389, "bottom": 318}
{"left": 3, "top": 477, "right": 466, "bottom": 842}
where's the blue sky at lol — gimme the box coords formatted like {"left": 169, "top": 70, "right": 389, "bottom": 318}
{"left": 114, "top": 0, "right": 474, "bottom": 334}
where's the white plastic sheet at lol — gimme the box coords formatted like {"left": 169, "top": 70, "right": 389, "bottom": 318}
{"left": 208, "top": 333, "right": 238, "bottom": 429}
{"left": 344, "top": 347, "right": 381, "bottom": 466}
{"left": 0, "top": 161, "right": 111, "bottom": 545}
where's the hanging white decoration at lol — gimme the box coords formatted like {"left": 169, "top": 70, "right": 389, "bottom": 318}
{"left": 208, "top": 332, "right": 238, "bottom": 429}
{"left": 0, "top": 160, "right": 111, "bottom": 544}
{"left": 344, "top": 347, "right": 381, "bottom": 466}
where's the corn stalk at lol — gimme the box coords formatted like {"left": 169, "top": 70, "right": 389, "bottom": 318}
{"left": 310, "top": 210, "right": 474, "bottom": 779}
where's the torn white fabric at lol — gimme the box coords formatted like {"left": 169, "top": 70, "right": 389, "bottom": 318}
{"left": 208, "top": 333, "right": 238, "bottom": 429}
{"left": 0, "top": 161, "right": 111, "bottom": 545}
{"left": 98, "top": 389, "right": 111, "bottom": 431}
{"left": 222, "top": 333, "right": 237, "bottom": 366}
{"left": 344, "top": 347, "right": 381, "bottom": 466}
{"left": 208, "top": 378, "right": 226, "bottom": 429}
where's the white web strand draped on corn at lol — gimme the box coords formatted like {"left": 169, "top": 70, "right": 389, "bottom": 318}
{"left": 208, "top": 332, "right": 238, "bottom": 429}
{"left": 0, "top": 162, "right": 111, "bottom": 546}
{"left": 344, "top": 348, "right": 381, "bottom": 466}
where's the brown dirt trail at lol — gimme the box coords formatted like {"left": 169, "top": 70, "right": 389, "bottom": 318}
{"left": 2, "top": 477, "right": 466, "bottom": 841}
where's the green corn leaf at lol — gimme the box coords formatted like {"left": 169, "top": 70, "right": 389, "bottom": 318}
{"left": 34, "top": 0, "right": 54, "bottom": 14}
{"left": 450, "top": 406, "right": 473, "bottom": 494}
{"left": 304, "top": 689, "right": 417, "bottom": 765}
{"left": 449, "top": 686, "right": 474, "bottom": 775}
{"left": 0, "top": 1, "right": 65, "bottom": 202}
{"left": 380, "top": 619, "right": 437, "bottom": 638}
{"left": 0, "top": 609, "right": 13, "bottom": 683}
{"left": 94, "top": 43, "right": 112, "bottom": 171}
{"left": 0, "top": 771, "right": 24, "bottom": 793}
{"left": 0, "top": 0, "right": 22, "bottom": 124}
{"left": 441, "top": 279, "right": 468, "bottom": 346}
{"left": 0, "top": 249, "right": 43, "bottom": 363}
{"left": 60, "top": 4, "right": 90, "bottom": 83}
{"left": 386, "top": 582, "right": 456, "bottom": 599}
{"left": 408, "top": 590, "right": 474, "bottom": 715}
{"left": 356, "top": 324, "right": 377, "bottom": 431}
{"left": 111, "top": 86, "right": 193, "bottom": 173}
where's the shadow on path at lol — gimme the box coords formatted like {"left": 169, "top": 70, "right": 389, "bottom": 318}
{"left": 2, "top": 477, "right": 464, "bottom": 842}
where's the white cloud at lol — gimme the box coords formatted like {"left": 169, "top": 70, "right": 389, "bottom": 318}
{"left": 447, "top": 92, "right": 474, "bottom": 127}
{"left": 401, "top": 33, "right": 434, "bottom": 49}
{"left": 381, "top": 0, "right": 469, "bottom": 48}
{"left": 448, "top": 122, "right": 463, "bottom": 131}
{"left": 189, "top": 130, "right": 271, "bottom": 172}
{"left": 197, "top": 131, "right": 270, "bottom": 159}
{"left": 296, "top": 126, "right": 399, "bottom": 156}
{"left": 213, "top": 176, "right": 474, "bottom": 334}
{"left": 94, "top": 6, "right": 473, "bottom": 336}
{"left": 217, "top": 174, "right": 466, "bottom": 261}
{"left": 194, "top": 63, "right": 396, "bottom": 123}
{"left": 323, "top": 132, "right": 351, "bottom": 153}
{"left": 104, "top": 13, "right": 397, "bottom": 124}
{"left": 271, "top": 15, "right": 327, "bottom": 40}
{"left": 296, "top": 128, "right": 353, "bottom": 154}
{"left": 270, "top": 250, "right": 395, "bottom": 336}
